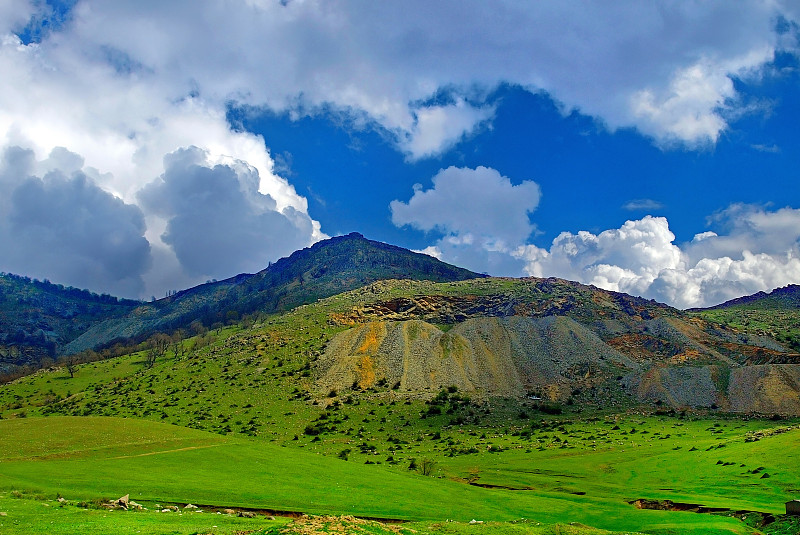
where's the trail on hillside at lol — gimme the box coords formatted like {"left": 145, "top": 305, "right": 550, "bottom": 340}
{"left": 110, "top": 443, "right": 226, "bottom": 459}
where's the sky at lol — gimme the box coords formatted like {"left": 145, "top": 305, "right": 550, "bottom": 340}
{"left": 1, "top": 1, "right": 799, "bottom": 309}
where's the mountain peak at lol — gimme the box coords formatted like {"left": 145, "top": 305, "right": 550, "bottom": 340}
{"left": 62, "top": 233, "right": 483, "bottom": 355}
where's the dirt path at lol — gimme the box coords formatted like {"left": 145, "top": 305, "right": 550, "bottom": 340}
{"left": 110, "top": 443, "right": 226, "bottom": 459}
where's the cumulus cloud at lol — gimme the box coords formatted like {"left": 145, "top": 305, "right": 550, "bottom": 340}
{"left": 0, "top": 146, "right": 151, "bottom": 297}
{"left": 138, "top": 147, "right": 316, "bottom": 282}
{"left": 400, "top": 178, "right": 800, "bottom": 307}
{"left": 0, "top": 0, "right": 33, "bottom": 35}
{"left": 3, "top": 1, "right": 792, "bottom": 165}
{"left": 391, "top": 166, "right": 539, "bottom": 274}
{"left": 1, "top": 2, "right": 798, "bottom": 296}
{"left": 0, "top": 9, "right": 325, "bottom": 297}
{"left": 514, "top": 216, "right": 684, "bottom": 295}
{"left": 399, "top": 100, "right": 495, "bottom": 160}
{"left": 514, "top": 209, "right": 800, "bottom": 309}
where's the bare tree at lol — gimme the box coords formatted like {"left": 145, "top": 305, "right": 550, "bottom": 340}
{"left": 170, "top": 330, "right": 186, "bottom": 360}
{"left": 145, "top": 333, "right": 170, "bottom": 368}
{"left": 62, "top": 353, "right": 79, "bottom": 378}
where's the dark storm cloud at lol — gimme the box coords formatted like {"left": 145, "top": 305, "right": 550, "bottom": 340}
{"left": 137, "top": 147, "right": 314, "bottom": 279}
{"left": 0, "top": 146, "right": 151, "bottom": 297}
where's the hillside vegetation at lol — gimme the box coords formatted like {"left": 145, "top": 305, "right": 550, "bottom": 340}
{"left": 692, "top": 285, "right": 800, "bottom": 353}
{"left": 0, "top": 274, "right": 139, "bottom": 377}
{"left": 61, "top": 233, "right": 482, "bottom": 355}
{"left": 1, "top": 242, "right": 799, "bottom": 534}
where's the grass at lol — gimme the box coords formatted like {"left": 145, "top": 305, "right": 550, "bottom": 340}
{"left": 0, "top": 416, "right": 790, "bottom": 534}
{"left": 693, "top": 308, "right": 800, "bottom": 353}
{"left": 0, "top": 492, "right": 288, "bottom": 535}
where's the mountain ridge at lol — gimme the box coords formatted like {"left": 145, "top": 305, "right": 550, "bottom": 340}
{"left": 696, "top": 284, "right": 800, "bottom": 311}
{"left": 61, "top": 232, "right": 485, "bottom": 354}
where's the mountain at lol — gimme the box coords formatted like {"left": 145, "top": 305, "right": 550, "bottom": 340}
{"left": 0, "top": 274, "right": 139, "bottom": 376}
{"left": 8, "top": 273, "right": 796, "bottom": 424}
{"left": 61, "top": 232, "right": 484, "bottom": 355}
{"left": 701, "top": 284, "right": 800, "bottom": 310}
{"left": 4, "top": 233, "right": 800, "bottom": 416}
{"left": 690, "top": 284, "right": 800, "bottom": 354}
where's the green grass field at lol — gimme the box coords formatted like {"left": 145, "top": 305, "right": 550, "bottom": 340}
{"left": 1, "top": 416, "right": 796, "bottom": 534}
{"left": 2, "top": 279, "right": 800, "bottom": 534}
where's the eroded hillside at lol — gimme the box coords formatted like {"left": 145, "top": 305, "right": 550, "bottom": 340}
{"left": 316, "top": 317, "right": 636, "bottom": 401}
{"left": 315, "top": 278, "right": 800, "bottom": 413}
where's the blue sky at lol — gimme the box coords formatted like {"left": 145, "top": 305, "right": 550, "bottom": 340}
{"left": 1, "top": 1, "right": 799, "bottom": 308}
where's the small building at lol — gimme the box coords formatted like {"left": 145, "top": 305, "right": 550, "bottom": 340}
{"left": 787, "top": 500, "right": 800, "bottom": 515}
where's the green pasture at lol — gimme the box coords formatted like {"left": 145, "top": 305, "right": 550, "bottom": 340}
{"left": 0, "top": 492, "right": 287, "bottom": 535}
{"left": 1, "top": 278, "right": 799, "bottom": 534}
{"left": 0, "top": 416, "right": 789, "bottom": 534}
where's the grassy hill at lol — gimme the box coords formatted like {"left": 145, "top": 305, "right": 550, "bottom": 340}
{"left": 0, "top": 274, "right": 139, "bottom": 378}
{"left": 2, "top": 416, "right": 794, "bottom": 534}
{"left": 691, "top": 285, "right": 800, "bottom": 353}
{"left": 2, "top": 242, "right": 800, "bottom": 534}
{"left": 61, "top": 233, "right": 483, "bottom": 355}
{"left": 2, "top": 276, "right": 800, "bottom": 533}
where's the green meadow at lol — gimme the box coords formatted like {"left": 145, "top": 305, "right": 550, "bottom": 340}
{"left": 1, "top": 416, "right": 797, "bottom": 534}
{"left": 1, "top": 280, "right": 799, "bottom": 534}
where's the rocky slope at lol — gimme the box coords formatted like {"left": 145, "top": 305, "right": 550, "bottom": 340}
{"left": 315, "top": 278, "right": 800, "bottom": 414}
{"left": 316, "top": 316, "right": 636, "bottom": 400}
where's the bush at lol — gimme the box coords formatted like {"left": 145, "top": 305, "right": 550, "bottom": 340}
{"left": 537, "top": 403, "right": 562, "bottom": 415}
{"left": 418, "top": 458, "right": 437, "bottom": 476}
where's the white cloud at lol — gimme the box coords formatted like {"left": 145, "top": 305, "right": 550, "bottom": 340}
{"left": 391, "top": 166, "right": 540, "bottom": 244}
{"left": 399, "top": 100, "right": 495, "bottom": 160}
{"left": 415, "top": 245, "right": 443, "bottom": 260}
{"left": 1, "top": 1, "right": 798, "bottom": 297}
{"left": 0, "top": 20, "right": 324, "bottom": 297}
{"left": 6, "top": 1, "right": 792, "bottom": 162}
{"left": 515, "top": 209, "right": 800, "bottom": 308}
{"left": 391, "top": 166, "right": 539, "bottom": 275}
{"left": 0, "top": 0, "right": 33, "bottom": 35}
{"left": 137, "top": 147, "right": 316, "bottom": 283}
{"left": 623, "top": 198, "right": 664, "bottom": 211}
{"left": 514, "top": 216, "right": 684, "bottom": 296}
{"left": 394, "top": 168, "right": 800, "bottom": 308}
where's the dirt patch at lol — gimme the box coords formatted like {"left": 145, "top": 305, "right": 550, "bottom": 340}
{"left": 276, "top": 514, "right": 411, "bottom": 534}
{"left": 468, "top": 482, "right": 535, "bottom": 491}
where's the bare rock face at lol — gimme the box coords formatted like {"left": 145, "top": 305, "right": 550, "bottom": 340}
{"left": 624, "top": 366, "right": 722, "bottom": 408}
{"left": 315, "top": 278, "right": 800, "bottom": 414}
{"left": 315, "top": 317, "right": 637, "bottom": 400}
{"left": 727, "top": 365, "right": 800, "bottom": 414}
{"left": 317, "top": 314, "right": 800, "bottom": 414}
{"left": 624, "top": 363, "right": 800, "bottom": 414}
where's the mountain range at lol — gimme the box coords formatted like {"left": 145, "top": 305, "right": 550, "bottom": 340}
{"left": 1, "top": 232, "right": 799, "bottom": 414}
{"left": 1, "top": 233, "right": 479, "bottom": 374}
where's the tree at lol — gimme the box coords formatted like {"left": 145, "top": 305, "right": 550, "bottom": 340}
{"left": 145, "top": 333, "right": 170, "bottom": 368}
{"left": 189, "top": 320, "right": 207, "bottom": 336}
{"left": 62, "top": 353, "right": 79, "bottom": 378}
{"left": 170, "top": 330, "right": 187, "bottom": 360}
